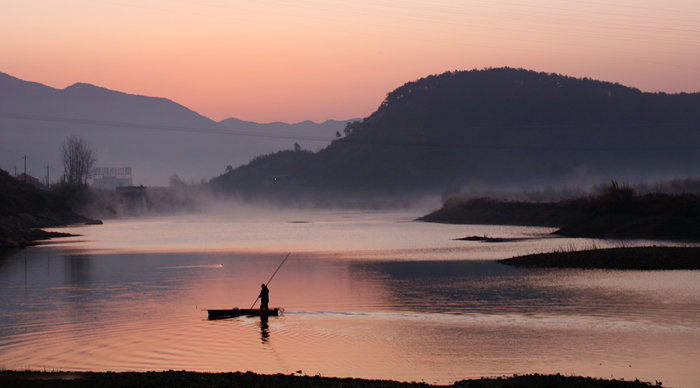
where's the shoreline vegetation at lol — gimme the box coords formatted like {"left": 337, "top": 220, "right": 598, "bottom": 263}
{"left": 0, "top": 169, "right": 101, "bottom": 250}
{"left": 500, "top": 246, "right": 700, "bottom": 270}
{"left": 457, "top": 235, "right": 527, "bottom": 243}
{"left": 211, "top": 69, "right": 700, "bottom": 200}
{"left": 0, "top": 371, "right": 664, "bottom": 387}
{"left": 419, "top": 183, "right": 700, "bottom": 241}
{"left": 421, "top": 183, "right": 700, "bottom": 270}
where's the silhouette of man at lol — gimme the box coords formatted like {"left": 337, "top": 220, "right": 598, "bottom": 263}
{"left": 259, "top": 284, "right": 269, "bottom": 311}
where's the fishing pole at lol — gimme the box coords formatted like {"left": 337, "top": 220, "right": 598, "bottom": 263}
{"left": 250, "top": 252, "right": 291, "bottom": 309}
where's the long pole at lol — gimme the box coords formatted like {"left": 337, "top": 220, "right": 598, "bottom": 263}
{"left": 250, "top": 252, "right": 291, "bottom": 309}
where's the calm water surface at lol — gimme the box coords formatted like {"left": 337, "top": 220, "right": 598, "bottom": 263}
{"left": 1, "top": 210, "right": 698, "bottom": 386}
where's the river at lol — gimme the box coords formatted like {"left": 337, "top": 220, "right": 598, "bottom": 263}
{"left": 1, "top": 209, "right": 698, "bottom": 386}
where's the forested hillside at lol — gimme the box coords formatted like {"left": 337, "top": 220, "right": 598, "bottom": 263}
{"left": 212, "top": 68, "right": 700, "bottom": 200}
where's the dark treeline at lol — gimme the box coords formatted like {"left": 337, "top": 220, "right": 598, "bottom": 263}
{"left": 0, "top": 169, "right": 99, "bottom": 249}
{"left": 0, "top": 371, "right": 663, "bottom": 388}
{"left": 212, "top": 68, "right": 700, "bottom": 201}
{"left": 437, "top": 177, "right": 700, "bottom": 205}
{"left": 0, "top": 167, "right": 212, "bottom": 249}
{"left": 555, "top": 183, "right": 700, "bottom": 240}
{"left": 420, "top": 182, "right": 700, "bottom": 241}
{"left": 81, "top": 182, "right": 212, "bottom": 219}
{"left": 501, "top": 246, "right": 700, "bottom": 270}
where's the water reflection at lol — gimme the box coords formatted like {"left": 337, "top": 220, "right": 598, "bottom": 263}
{"left": 348, "top": 260, "right": 700, "bottom": 328}
{"left": 348, "top": 260, "right": 558, "bottom": 314}
{"left": 259, "top": 315, "right": 270, "bottom": 343}
{"left": 1, "top": 218, "right": 699, "bottom": 387}
{"left": 64, "top": 255, "right": 91, "bottom": 285}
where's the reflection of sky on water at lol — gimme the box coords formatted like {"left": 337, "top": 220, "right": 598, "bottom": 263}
{"left": 1, "top": 212, "right": 699, "bottom": 386}
{"left": 350, "top": 260, "right": 700, "bottom": 328}
{"left": 38, "top": 211, "right": 663, "bottom": 259}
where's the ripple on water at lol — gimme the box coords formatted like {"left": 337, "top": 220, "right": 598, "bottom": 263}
{"left": 2, "top": 215, "right": 700, "bottom": 387}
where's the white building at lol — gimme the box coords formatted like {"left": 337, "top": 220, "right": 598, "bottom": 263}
{"left": 91, "top": 167, "right": 133, "bottom": 189}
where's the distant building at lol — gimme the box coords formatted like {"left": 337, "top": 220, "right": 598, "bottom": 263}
{"left": 91, "top": 167, "right": 133, "bottom": 189}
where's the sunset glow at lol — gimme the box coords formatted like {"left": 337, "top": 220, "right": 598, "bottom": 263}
{"left": 2, "top": 0, "right": 700, "bottom": 122}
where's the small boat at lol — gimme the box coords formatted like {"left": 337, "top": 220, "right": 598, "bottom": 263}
{"left": 207, "top": 308, "right": 280, "bottom": 320}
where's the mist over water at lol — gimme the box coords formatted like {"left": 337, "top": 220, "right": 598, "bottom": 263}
{"left": 1, "top": 209, "right": 699, "bottom": 386}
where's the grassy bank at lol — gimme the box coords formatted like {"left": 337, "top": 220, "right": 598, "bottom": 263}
{"left": 0, "top": 169, "right": 100, "bottom": 249}
{"left": 420, "top": 184, "right": 700, "bottom": 242}
{"left": 0, "top": 371, "right": 662, "bottom": 387}
{"left": 500, "top": 246, "right": 700, "bottom": 270}
{"left": 417, "top": 197, "right": 584, "bottom": 227}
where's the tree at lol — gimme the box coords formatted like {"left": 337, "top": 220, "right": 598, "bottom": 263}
{"left": 62, "top": 136, "right": 97, "bottom": 185}
{"left": 343, "top": 120, "right": 361, "bottom": 136}
{"left": 169, "top": 174, "right": 186, "bottom": 187}
{"left": 294, "top": 142, "right": 301, "bottom": 152}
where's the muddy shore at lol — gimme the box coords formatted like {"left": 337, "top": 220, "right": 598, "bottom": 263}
{"left": 500, "top": 246, "right": 700, "bottom": 270}
{"left": 0, "top": 212, "right": 100, "bottom": 250}
{"left": 0, "top": 371, "right": 662, "bottom": 387}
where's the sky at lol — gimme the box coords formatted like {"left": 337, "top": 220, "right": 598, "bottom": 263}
{"left": 2, "top": 0, "right": 700, "bottom": 123}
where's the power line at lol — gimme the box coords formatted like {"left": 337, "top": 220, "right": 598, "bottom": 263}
{"left": 1, "top": 111, "right": 698, "bottom": 152}
{"left": 331, "top": 136, "right": 700, "bottom": 152}
{"left": 0, "top": 112, "right": 334, "bottom": 143}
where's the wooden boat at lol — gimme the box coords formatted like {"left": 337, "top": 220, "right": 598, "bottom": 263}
{"left": 207, "top": 308, "right": 280, "bottom": 320}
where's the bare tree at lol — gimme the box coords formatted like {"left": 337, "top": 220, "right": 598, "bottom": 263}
{"left": 62, "top": 136, "right": 97, "bottom": 185}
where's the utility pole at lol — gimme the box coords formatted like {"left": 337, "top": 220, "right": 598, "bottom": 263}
{"left": 23, "top": 155, "right": 27, "bottom": 182}
{"left": 46, "top": 165, "right": 50, "bottom": 188}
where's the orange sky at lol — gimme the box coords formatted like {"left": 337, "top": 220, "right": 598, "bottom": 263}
{"left": 2, "top": 0, "right": 699, "bottom": 123}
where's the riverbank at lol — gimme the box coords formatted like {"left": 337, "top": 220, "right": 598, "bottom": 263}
{"left": 500, "top": 246, "right": 700, "bottom": 270}
{"left": 0, "top": 169, "right": 101, "bottom": 250}
{"left": 0, "top": 211, "right": 100, "bottom": 250}
{"left": 0, "top": 371, "right": 662, "bottom": 387}
{"left": 420, "top": 184, "right": 700, "bottom": 242}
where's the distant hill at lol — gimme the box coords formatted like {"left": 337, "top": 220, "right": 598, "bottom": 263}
{"left": 0, "top": 72, "right": 352, "bottom": 185}
{"left": 211, "top": 68, "right": 700, "bottom": 200}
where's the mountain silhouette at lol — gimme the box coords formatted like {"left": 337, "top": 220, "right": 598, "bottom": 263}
{"left": 0, "top": 72, "right": 351, "bottom": 185}
{"left": 211, "top": 68, "right": 700, "bottom": 200}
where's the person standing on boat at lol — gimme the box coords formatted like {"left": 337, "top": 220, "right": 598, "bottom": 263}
{"left": 259, "top": 284, "right": 270, "bottom": 311}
